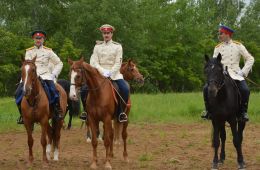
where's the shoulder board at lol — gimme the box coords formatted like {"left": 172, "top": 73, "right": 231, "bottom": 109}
{"left": 26, "top": 46, "right": 34, "bottom": 51}
{"left": 233, "top": 40, "right": 242, "bottom": 45}
{"left": 112, "top": 41, "right": 121, "bottom": 45}
{"left": 43, "top": 46, "right": 52, "bottom": 50}
{"left": 215, "top": 42, "right": 223, "bottom": 48}
{"left": 96, "top": 40, "right": 104, "bottom": 45}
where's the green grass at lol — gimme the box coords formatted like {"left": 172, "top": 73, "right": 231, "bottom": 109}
{"left": 1, "top": 92, "right": 260, "bottom": 132}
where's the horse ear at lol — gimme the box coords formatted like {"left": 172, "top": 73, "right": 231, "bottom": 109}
{"left": 80, "top": 56, "right": 84, "bottom": 62}
{"left": 205, "top": 54, "right": 209, "bottom": 62}
{"left": 217, "top": 53, "right": 222, "bottom": 62}
{"left": 68, "top": 58, "right": 73, "bottom": 65}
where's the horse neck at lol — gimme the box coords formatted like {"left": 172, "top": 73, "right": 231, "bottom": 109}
{"left": 82, "top": 64, "right": 108, "bottom": 94}
{"left": 26, "top": 78, "right": 41, "bottom": 104}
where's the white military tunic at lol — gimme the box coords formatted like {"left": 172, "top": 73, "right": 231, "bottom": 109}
{"left": 25, "top": 45, "right": 63, "bottom": 80}
{"left": 90, "top": 40, "right": 123, "bottom": 80}
{"left": 213, "top": 40, "right": 254, "bottom": 81}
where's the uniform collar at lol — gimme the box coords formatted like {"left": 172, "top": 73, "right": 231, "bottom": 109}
{"left": 34, "top": 45, "right": 43, "bottom": 49}
{"left": 224, "top": 39, "right": 232, "bottom": 45}
{"left": 104, "top": 39, "right": 113, "bottom": 45}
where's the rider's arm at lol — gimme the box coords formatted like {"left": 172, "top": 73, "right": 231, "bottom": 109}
{"left": 239, "top": 44, "right": 254, "bottom": 77}
{"left": 49, "top": 50, "right": 63, "bottom": 78}
{"left": 110, "top": 44, "right": 123, "bottom": 76}
{"left": 90, "top": 45, "right": 106, "bottom": 74}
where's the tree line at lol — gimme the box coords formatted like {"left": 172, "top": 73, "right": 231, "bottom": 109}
{"left": 0, "top": 0, "right": 259, "bottom": 96}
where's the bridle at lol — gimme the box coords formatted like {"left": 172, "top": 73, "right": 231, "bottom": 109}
{"left": 70, "top": 66, "right": 107, "bottom": 91}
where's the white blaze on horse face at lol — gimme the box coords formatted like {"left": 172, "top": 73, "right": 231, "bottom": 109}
{"left": 23, "top": 65, "right": 30, "bottom": 92}
{"left": 69, "top": 70, "right": 78, "bottom": 100}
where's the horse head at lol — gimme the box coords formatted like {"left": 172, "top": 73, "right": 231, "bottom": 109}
{"left": 204, "top": 53, "right": 225, "bottom": 98}
{"left": 120, "top": 59, "right": 144, "bottom": 85}
{"left": 21, "top": 56, "right": 37, "bottom": 97}
{"left": 68, "top": 57, "right": 85, "bottom": 101}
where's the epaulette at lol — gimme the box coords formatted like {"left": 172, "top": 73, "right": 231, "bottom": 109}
{"left": 215, "top": 42, "right": 223, "bottom": 48}
{"left": 96, "top": 40, "right": 104, "bottom": 45}
{"left": 26, "top": 46, "right": 34, "bottom": 51}
{"left": 112, "top": 41, "right": 121, "bottom": 45}
{"left": 233, "top": 40, "right": 242, "bottom": 45}
{"left": 43, "top": 46, "right": 52, "bottom": 50}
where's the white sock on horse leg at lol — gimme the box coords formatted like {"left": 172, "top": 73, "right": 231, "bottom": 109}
{"left": 46, "top": 144, "right": 51, "bottom": 160}
{"left": 53, "top": 147, "right": 59, "bottom": 161}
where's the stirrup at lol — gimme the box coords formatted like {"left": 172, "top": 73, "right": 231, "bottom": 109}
{"left": 79, "top": 111, "right": 87, "bottom": 121}
{"left": 201, "top": 111, "right": 211, "bottom": 120}
{"left": 17, "top": 116, "right": 24, "bottom": 124}
{"left": 118, "top": 112, "right": 128, "bottom": 123}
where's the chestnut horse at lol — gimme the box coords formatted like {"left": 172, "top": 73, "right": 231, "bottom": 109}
{"left": 21, "top": 57, "right": 67, "bottom": 166}
{"left": 83, "top": 59, "right": 144, "bottom": 145}
{"left": 69, "top": 58, "right": 121, "bottom": 169}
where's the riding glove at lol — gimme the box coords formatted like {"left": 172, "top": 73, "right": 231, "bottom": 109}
{"left": 103, "top": 70, "right": 111, "bottom": 77}
{"left": 237, "top": 70, "right": 245, "bottom": 77}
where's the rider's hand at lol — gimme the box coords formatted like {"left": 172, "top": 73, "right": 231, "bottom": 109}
{"left": 237, "top": 70, "right": 244, "bottom": 77}
{"left": 103, "top": 70, "right": 111, "bottom": 78}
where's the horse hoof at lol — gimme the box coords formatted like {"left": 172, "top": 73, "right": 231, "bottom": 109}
{"left": 124, "top": 157, "right": 129, "bottom": 163}
{"left": 42, "top": 161, "right": 49, "bottom": 168}
{"left": 211, "top": 162, "right": 218, "bottom": 170}
{"left": 86, "top": 137, "right": 91, "bottom": 143}
{"left": 90, "top": 162, "right": 97, "bottom": 169}
{"left": 105, "top": 162, "right": 112, "bottom": 170}
{"left": 218, "top": 159, "right": 224, "bottom": 165}
{"left": 238, "top": 162, "right": 246, "bottom": 170}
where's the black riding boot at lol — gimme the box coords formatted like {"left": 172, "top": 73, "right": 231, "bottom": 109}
{"left": 16, "top": 105, "right": 24, "bottom": 124}
{"left": 240, "top": 102, "right": 249, "bottom": 122}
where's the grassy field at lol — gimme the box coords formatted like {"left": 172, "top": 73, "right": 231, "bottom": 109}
{"left": 0, "top": 92, "right": 260, "bottom": 132}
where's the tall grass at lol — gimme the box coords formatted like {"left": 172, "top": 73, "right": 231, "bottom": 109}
{"left": 0, "top": 92, "right": 260, "bottom": 132}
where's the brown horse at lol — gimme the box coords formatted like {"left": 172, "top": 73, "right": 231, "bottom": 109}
{"left": 21, "top": 57, "right": 67, "bottom": 166}
{"left": 83, "top": 59, "right": 144, "bottom": 145}
{"left": 69, "top": 58, "right": 121, "bottom": 169}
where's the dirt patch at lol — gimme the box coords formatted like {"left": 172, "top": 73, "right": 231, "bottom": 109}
{"left": 0, "top": 122, "right": 259, "bottom": 170}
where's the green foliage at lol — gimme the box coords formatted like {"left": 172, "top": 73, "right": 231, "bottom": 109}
{"left": 0, "top": 0, "right": 259, "bottom": 95}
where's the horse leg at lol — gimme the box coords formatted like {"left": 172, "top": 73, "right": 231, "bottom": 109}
{"left": 211, "top": 120, "right": 220, "bottom": 170}
{"left": 67, "top": 111, "right": 72, "bottom": 130}
{"left": 86, "top": 120, "right": 92, "bottom": 143}
{"left": 24, "top": 121, "right": 34, "bottom": 166}
{"left": 52, "top": 119, "right": 63, "bottom": 161}
{"left": 103, "top": 117, "right": 113, "bottom": 170}
{"left": 89, "top": 117, "right": 98, "bottom": 169}
{"left": 237, "top": 121, "right": 246, "bottom": 169}
{"left": 40, "top": 120, "right": 49, "bottom": 165}
{"left": 97, "top": 122, "right": 103, "bottom": 141}
{"left": 219, "top": 124, "right": 226, "bottom": 164}
{"left": 122, "top": 121, "right": 129, "bottom": 162}
{"left": 46, "top": 123, "right": 52, "bottom": 161}
{"left": 113, "top": 120, "right": 120, "bottom": 145}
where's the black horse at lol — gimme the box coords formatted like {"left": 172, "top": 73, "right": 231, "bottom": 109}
{"left": 57, "top": 79, "right": 80, "bottom": 129}
{"left": 204, "top": 53, "right": 246, "bottom": 170}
